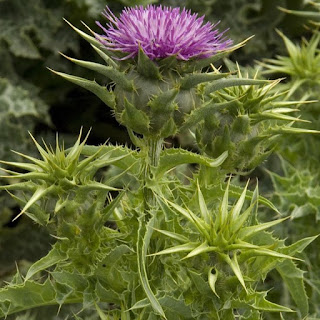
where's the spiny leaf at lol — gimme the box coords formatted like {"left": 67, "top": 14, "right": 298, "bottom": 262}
{"left": 218, "top": 177, "right": 230, "bottom": 230}
{"left": 239, "top": 218, "right": 288, "bottom": 239}
{"left": 13, "top": 185, "right": 55, "bottom": 221}
{"left": 100, "top": 192, "right": 125, "bottom": 225}
{"left": 180, "top": 100, "right": 238, "bottom": 130}
{"left": 250, "top": 112, "right": 309, "bottom": 123}
{"left": 121, "top": 98, "right": 150, "bottom": 135}
{"left": 137, "top": 216, "right": 167, "bottom": 319}
{"left": 152, "top": 228, "right": 189, "bottom": 243}
{"left": 60, "top": 53, "right": 134, "bottom": 90}
{"left": 25, "top": 245, "right": 67, "bottom": 281}
{"left": 230, "top": 180, "right": 249, "bottom": 221}
{"left": 156, "top": 148, "right": 228, "bottom": 178}
{"left": 79, "top": 181, "right": 120, "bottom": 192}
{"left": 48, "top": 69, "right": 116, "bottom": 109}
{"left": 269, "top": 127, "right": 320, "bottom": 135}
{"left": 240, "top": 291, "right": 294, "bottom": 312}
{"left": 165, "top": 199, "right": 210, "bottom": 238}
{"left": 228, "top": 183, "right": 280, "bottom": 213}
{"left": 277, "top": 260, "right": 309, "bottom": 317}
{"left": 282, "top": 235, "right": 319, "bottom": 256}
{"left": 197, "top": 182, "right": 210, "bottom": 224}
{"left": 180, "top": 72, "right": 230, "bottom": 90}
{"left": 138, "top": 46, "right": 162, "bottom": 79}
{"left": 81, "top": 145, "right": 138, "bottom": 171}
{"left": 148, "top": 88, "right": 178, "bottom": 113}
{"left": 183, "top": 242, "right": 217, "bottom": 259}
{"left": 278, "top": 7, "right": 320, "bottom": 21}
{"left": 149, "top": 243, "right": 197, "bottom": 256}
{"left": 0, "top": 181, "right": 37, "bottom": 192}
{"left": 205, "top": 78, "right": 269, "bottom": 96}
{"left": 91, "top": 44, "right": 119, "bottom": 69}
{"left": 220, "top": 252, "right": 247, "bottom": 293}
{"left": 0, "top": 160, "right": 39, "bottom": 172}
{"left": 0, "top": 279, "right": 58, "bottom": 318}
{"left": 186, "top": 36, "right": 254, "bottom": 71}
{"left": 64, "top": 19, "right": 106, "bottom": 51}
{"left": 232, "top": 201, "right": 257, "bottom": 234}
{"left": 208, "top": 267, "right": 220, "bottom": 298}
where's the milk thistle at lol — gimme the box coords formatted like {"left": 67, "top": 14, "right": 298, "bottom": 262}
{"left": 0, "top": 4, "right": 318, "bottom": 320}
{"left": 95, "top": 5, "right": 232, "bottom": 60}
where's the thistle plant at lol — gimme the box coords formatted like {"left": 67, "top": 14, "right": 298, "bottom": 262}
{"left": 260, "top": 29, "right": 320, "bottom": 166}
{"left": 261, "top": 30, "right": 320, "bottom": 99}
{"left": 0, "top": 4, "right": 318, "bottom": 320}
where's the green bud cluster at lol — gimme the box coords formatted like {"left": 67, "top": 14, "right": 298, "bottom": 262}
{"left": 260, "top": 30, "right": 320, "bottom": 99}
{"left": 0, "top": 130, "right": 122, "bottom": 226}
{"left": 192, "top": 69, "right": 318, "bottom": 172}
{"left": 151, "top": 179, "right": 314, "bottom": 310}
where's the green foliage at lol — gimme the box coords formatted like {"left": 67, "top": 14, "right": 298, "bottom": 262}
{"left": 0, "top": 130, "right": 315, "bottom": 319}
{"left": 193, "top": 67, "right": 318, "bottom": 172}
{"left": 1, "top": 1, "right": 320, "bottom": 319}
{"left": 261, "top": 30, "right": 320, "bottom": 99}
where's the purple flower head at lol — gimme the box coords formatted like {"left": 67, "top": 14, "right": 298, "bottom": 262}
{"left": 96, "top": 5, "right": 232, "bottom": 60}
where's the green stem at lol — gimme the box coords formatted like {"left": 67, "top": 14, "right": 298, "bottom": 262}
{"left": 143, "top": 137, "right": 163, "bottom": 210}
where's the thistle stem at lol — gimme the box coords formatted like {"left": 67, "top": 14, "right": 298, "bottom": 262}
{"left": 143, "top": 137, "right": 163, "bottom": 209}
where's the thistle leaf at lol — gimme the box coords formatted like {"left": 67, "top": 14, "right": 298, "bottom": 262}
{"left": 60, "top": 53, "right": 134, "bottom": 90}
{"left": 197, "top": 182, "right": 210, "bottom": 224}
{"left": 180, "top": 72, "right": 230, "bottom": 90}
{"left": 0, "top": 182, "right": 36, "bottom": 191}
{"left": 148, "top": 88, "right": 178, "bottom": 113}
{"left": 218, "top": 177, "right": 230, "bottom": 230}
{"left": 156, "top": 148, "right": 228, "bottom": 178}
{"left": 0, "top": 160, "right": 39, "bottom": 172}
{"left": 100, "top": 192, "right": 124, "bottom": 225}
{"left": 79, "top": 182, "right": 120, "bottom": 192}
{"left": 230, "top": 180, "right": 249, "bottom": 221}
{"left": 0, "top": 279, "right": 58, "bottom": 318}
{"left": 13, "top": 185, "right": 55, "bottom": 221}
{"left": 48, "top": 69, "right": 116, "bottom": 109}
{"left": 241, "top": 291, "right": 294, "bottom": 312}
{"left": 91, "top": 44, "right": 119, "bottom": 69}
{"left": 250, "top": 112, "right": 309, "bottom": 123}
{"left": 186, "top": 36, "right": 254, "bottom": 72}
{"left": 149, "top": 242, "right": 197, "bottom": 256}
{"left": 121, "top": 98, "right": 150, "bottom": 135}
{"left": 232, "top": 201, "right": 256, "bottom": 234}
{"left": 277, "top": 260, "right": 309, "bottom": 317}
{"left": 184, "top": 242, "right": 218, "bottom": 259}
{"left": 137, "top": 216, "right": 167, "bottom": 319}
{"left": 269, "top": 127, "right": 320, "bottom": 135}
{"left": 25, "top": 245, "right": 67, "bottom": 281}
{"left": 181, "top": 100, "right": 239, "bottom": 130}
{"left": 165, "top": 200, "right": 209, "bottom": 238}
{"left": 138, "top": 47, "right": 162, "bottom": 79}
{"left": 205, "top": 78, "right": 269, "bottom": 96}
{"left": 239, "top": 218, "right": 288, "bottom": 239}
{"left": 63, "top": 19, "right": 107, "bottom": 52}
{"left": 220, "top": 252, "right": 247, "bottom": 293}
{"left": 278, "top": 7, "right": 320, "bottom": 21}
{"left": 228, "top": 183, "right": 280, "bottom": 213}
{"left": 282, "top": 235, "right": 319, "bottom": 256}
{"left": 208, "top": 267, "right": 220, "bottom": 298}
{"left": 152, "top": 228, "right": 189, "bottom": 243}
